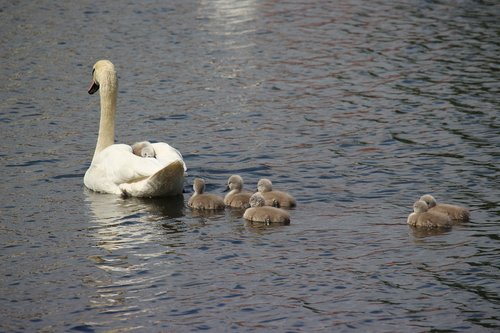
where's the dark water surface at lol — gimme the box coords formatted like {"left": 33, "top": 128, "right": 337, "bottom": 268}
{"left": 1, "top": 0, "right": 499, "bottom": 331}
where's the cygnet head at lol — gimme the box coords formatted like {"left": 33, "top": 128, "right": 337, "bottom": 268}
{"left": 140, "top": 146, "right": 155, "bottom": 158}
{"left": 193, "top": 178, "right": 206, "bottom": 194}
{"left": 132, "top": 141, "right": 155, "bottom": 158}
{"left": 227, "top": 175, "right": 244, "bottom": 191}
{"left": 420, "top": 194, "right": 437, "bottom": 208}
{"left": 88, "top": 60, "right": 117, "bottom": 94}
{"left": 257, "top": 178, "right": 273, "bottom": 193}
{"left": 413, "top": 200, "right": 429, "bottom": 213}
{"left": 249, "top": 193, "right": 266, "bottom": 208}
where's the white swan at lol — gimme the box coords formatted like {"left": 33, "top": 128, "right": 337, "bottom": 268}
{"left": 83, "top": 60, "right": 186, "bottom": 197}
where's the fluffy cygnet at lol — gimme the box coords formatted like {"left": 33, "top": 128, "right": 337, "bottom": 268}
{"left": 188, "top": 178, "right": 225, "bottom": 210}
{"left": 419, "top": 194, "right": 470, "bottom": 222}
{"left": 257, "top": 178, "right": 296, "bottom": 208}
{"left": 407, "top": 200, "right": 452, "bottom": 228}
{"left": 131, "top": 141, "right": 156, "bottom": 158}
{"left": 224, "top": 175, "right": 253, "bottom": 209}
{"left": 243, "top": 193, "right": 291, "bottom": 225}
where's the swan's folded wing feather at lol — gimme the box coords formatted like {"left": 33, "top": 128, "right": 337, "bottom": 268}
{"left": 86, "top": 143, "right": 186, "bottom": 195}
{"left": 152, "top": 142, "right": 186, "bottom": 171}
{"left": 94, "top": 144, "right": 166, "bottom": 185}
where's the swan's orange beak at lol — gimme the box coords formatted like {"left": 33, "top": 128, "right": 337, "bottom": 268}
{"left": 88, "top": 80, "right": 99, "bottom": 94}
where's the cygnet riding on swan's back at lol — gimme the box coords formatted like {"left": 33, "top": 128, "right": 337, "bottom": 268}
{"left": 84, "top": 60, "right": 186, "bottom": 197}
{"left": 132, "top": 141, "right": 156, "bottom": 158}
{"left": 407, "top": 200, "right": 451, "bottom": 228}
{"left": 257, "top": 178, "right": 296, "bottom": 208}
{"left": 243, "top": 193, "right": 291, "bottom": 224}
{"left": 419, "top": 194, "right": 470, "bottom": 222}
{"left": 188, "top": 178, "right": 225, "bottom": 210}
{"left": 224, "top": 175, "right": 252, "bottom": 208}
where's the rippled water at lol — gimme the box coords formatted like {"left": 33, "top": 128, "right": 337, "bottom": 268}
{"left": 1, "top": 0, "right": 499, "bottom": 331}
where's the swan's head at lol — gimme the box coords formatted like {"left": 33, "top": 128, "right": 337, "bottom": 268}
{"left": 227, "top": 175, "right": 244, "bottom": 191}
{"left": 193, "top": 178, "right": 206, "bottom": 194}
{"left": 413, "top": 200, "right": 429, "bottom": 213}
{"left": 419, "top": 194, "right": 437, "bottom": 208}
{"left": 257, "top": 178, "right": 273, "bottom": 193}
{"left": 249, "top": 193, "right": 266, "bottom": 208}
{"left": 88, "top": 60, "right": 117, "bottom": 94}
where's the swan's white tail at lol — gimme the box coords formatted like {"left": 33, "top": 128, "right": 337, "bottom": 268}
{"left": 119, "top": 160, "right": 185, "bottom": 198}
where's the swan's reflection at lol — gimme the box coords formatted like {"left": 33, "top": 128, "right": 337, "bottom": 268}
{"left": 83, "top": 190, "right": 188, "bottom": 321}
{"left": 84, "top": 189, "right": 186, "bottom": 252}
{"left": 85, "top": 189, "right": 185, "bottom": 221}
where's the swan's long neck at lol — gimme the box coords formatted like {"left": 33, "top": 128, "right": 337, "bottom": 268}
{"left": 93, "top": 74, "right": 117, "bottom": 160}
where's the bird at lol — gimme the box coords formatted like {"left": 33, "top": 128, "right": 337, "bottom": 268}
{"left": 224, "top": 175, "right": 253, "bottom": 209}
{"left": 407, "top": 200, "right": 452, "bottom": 228}
{"left": 243, "top": 193, "right": 291, "bottom": 225}
{"left": 83, "top": 60, "right": 186, "bottom": 197}
{"left": 188, "top": 178, "right": 225, "bottom": 210}
{"left": 131, "top": 141, "right": 156, "bottom": 158}
{"left": 256, "top": 178, "right": 296, "bottom": 208}
{"left": 419, "top": 194, "right": 470, "bottom": 222}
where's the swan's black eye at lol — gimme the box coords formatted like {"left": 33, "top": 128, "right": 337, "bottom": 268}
{"left": 92, "top": 68, "right": 95, "bottom": 76}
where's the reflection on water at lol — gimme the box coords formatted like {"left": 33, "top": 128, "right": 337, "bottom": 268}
{"left": 85, "top": 190, "right": 186, "bottom": 252}
{"left": 83, "top": 191, "right": 190, "bottom": 327}
{"left": 85, "top": 190, "right": 185, "bottom": 222}
{"left": 243, "top": 219, "right": 290, "bottom": 233}
{"left": 408, "top": 225, "right": 453, "bottom": 239}
{"left": 1, "top": 0, "right": 499, "bottom": 331}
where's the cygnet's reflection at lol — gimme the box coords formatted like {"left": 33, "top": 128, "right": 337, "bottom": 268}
{"left": 241, "top": 219, "right": 291, "bottom": 236}
{"left": 409, "top": 226, "right": 451, "bottom": 239}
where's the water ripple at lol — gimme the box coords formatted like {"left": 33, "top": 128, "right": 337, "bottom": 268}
{"left": 1, "top": 0, "right": 499, "bottom": 332}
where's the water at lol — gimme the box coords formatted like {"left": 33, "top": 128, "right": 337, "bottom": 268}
{"left": 1, "top": 0, "right": 499, "bottom": 331}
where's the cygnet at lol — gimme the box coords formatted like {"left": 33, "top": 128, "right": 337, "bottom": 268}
{"left": 257, "top": 178, "right": 296, "bottom": 208}
{"left": 188, "top": 178, "right": 225, "bottom": 210}
{"left": 131, "top": 141, "right": 156, "bottom": 158}
{"left": 224, "top": 175, "right": 252, "bottom": 209}
{"left": 419, "top": 194, "right": 470, "bottom": 222}
{"left": 407, "top": 200, "right": 452, "bottom": 228}
{"left": 243, "top": 193, "right": 291, "bottom": 225}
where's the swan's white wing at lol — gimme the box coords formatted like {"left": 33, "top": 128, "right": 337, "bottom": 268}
{"left": 119, "top": 160, "right": 185, "bottom": 197}
{"left": 84, "top": 143, "right": 185, "bottom": 195}
{"left": 98, "top": 144, "right": 164, "bottom": 180}
{"left": 151, "top": 142, "right": 186, "bottom": 171}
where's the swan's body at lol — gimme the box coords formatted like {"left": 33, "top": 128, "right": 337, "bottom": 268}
{"left": 243, "top": 193, "right": 291, "bottom": 224}
{"left": 224, "top": 175, "right": 252, "bottom": 209}
{"left": 188, "top": 178, "right": 225, "bottom": 210}
{"left": 420, "top": 194, "right": 470, "bottom": 222}
{"left": 132, "top": 141, "right": 156, "bottom": 158}
{"left": 407, "top": 200, "right": 451, "bottom": 228}
{"left": 84, "top": 60, "right": 186, "bottom": 197}
{"left": 257, "top": 178, "right": 296, "bottom": 208}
